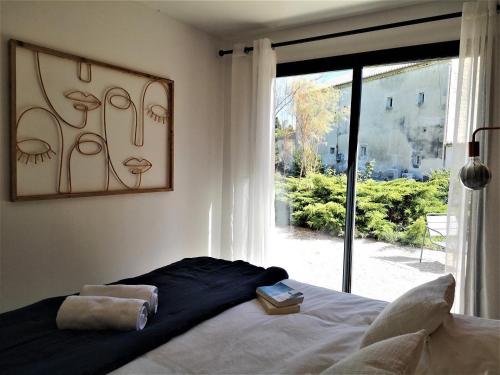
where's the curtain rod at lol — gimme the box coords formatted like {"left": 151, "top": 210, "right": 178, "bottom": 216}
{"left": 218, "top": 11, "right": 466, "bottom": 57}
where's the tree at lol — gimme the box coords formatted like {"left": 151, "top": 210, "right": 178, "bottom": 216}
{"left": 275, "top": 117, "right": 295, "bottom": 175}
{"left": 358, "top": 160, "right": 376, "bottom": 181}
{"left": 293, "top": 80, "right": 343, "bottom": 177}
{"left": 274, "top": 78, "right": 303, "bottom": 118}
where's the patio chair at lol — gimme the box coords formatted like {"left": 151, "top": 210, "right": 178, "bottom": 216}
{"left": 419, "top": 214, "right": 448, "bottom": 263}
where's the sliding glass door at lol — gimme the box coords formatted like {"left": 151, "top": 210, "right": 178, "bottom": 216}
{"left": 271, "top": 70, "right": 352, "bottom": 291}
{"left": 351, "top": 58, "right": 456, "bottom": 301}
{"left": 270, "top": 42, "right": 459, "bottom": 301}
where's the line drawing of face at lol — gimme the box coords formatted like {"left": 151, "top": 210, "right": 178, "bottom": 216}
{"left": 140, "top": 79, "right": 171, "bottom": 187}
{"left": 16, "top": 106, "right": 64, "bottom": 194}
{"left": 103, "top": 86, "right": 149, "bottom": 189}
{"left": 146, "top": 104, "right": 169, "bottom": 124}
{"left": 17, "top": 47, "right": 172, "bottom": 197}
{"left": 78, "top": 61, "right": 92, "bottom": 83}
{"left": 17, "top": 138, "right": 55, "bottom": 165}
{"left": 122, "top": 157, "right": 152, "bottom": 189}
{"left": 67, "top": 132, "right": 110, "bottom": 193}
{"left": 36, "top": 52, "right": 99, "bottom": 130}
{"left": 106, "top": 87, "right": 142, "bottom": 146}
{"left": 64, "top": 90, "right": 101, "bottom": 112}
{"left": 142, "top": 79, "right": 170, "bottom": 127}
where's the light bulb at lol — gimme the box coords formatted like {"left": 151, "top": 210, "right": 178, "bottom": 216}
{"left": 459, "top": 156, "right": 491, "bottom": 190}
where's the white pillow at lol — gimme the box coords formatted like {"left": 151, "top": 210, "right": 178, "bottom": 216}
{"left": 360, "top": 274, "right": 455, "bottom": 348}
{"left": 321, "top": 330, "right": 427, "bottom": 375}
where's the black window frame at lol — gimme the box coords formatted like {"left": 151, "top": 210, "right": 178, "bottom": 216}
{"left": 276, "top": 40, "right": 460, "bottom": 293}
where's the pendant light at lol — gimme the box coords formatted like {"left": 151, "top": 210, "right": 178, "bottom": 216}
{"left": 459, "top": 127, "right": 500, "bottom": 190}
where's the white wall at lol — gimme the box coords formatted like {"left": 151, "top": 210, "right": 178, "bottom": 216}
{"left": 0, "top": 1, "right": 225, "bottom": 312}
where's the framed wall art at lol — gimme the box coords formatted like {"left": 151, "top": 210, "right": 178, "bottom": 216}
{"left": 10, "top": 39, "right": 174, "bottom": 201}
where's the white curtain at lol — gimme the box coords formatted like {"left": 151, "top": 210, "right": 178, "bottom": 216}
{"left": 221, "top": 39, "right": 276, "bottom": 265}
{"left": 446, "top": 0, "right": 499, "bottom": 318}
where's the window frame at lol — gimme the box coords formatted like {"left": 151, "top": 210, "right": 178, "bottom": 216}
{"left": 275, "top": 41, "right": 460, "bottom": 293}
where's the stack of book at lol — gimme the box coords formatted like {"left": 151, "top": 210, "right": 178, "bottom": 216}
{"left": 256, "top": 282, "right": 304, "bottom": 315}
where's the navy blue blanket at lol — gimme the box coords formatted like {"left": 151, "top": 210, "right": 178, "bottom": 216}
{"left": 0, "top": 257, "right": 288, "bottom": 375}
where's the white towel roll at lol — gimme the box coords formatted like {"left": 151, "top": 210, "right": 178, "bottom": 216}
{"left": 56, "top": 296, "right": 148, "bottom": 331}
{"left": 80, "top": 285, "right": 158, "bottom": 314}
{"left": 150, "top": 292, "right": 158, "bottom": 314}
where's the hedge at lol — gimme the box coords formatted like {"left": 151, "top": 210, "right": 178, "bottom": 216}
{"left": 275, "top": 170, "right": 449, "bottom": 247}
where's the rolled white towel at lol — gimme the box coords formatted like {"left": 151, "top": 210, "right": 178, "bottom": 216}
{"left": 56, "top": 296, "right": 148, "bottom": 331}
{"left": 80, "top": 285, "right": 158, "bottom": 314}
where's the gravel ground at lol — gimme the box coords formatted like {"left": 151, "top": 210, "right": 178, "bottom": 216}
{"left": 267, "top": 226, "right": 446, "bottom": 302}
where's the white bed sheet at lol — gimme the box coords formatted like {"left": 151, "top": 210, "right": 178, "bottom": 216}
{"left": 114, "top": 280, "right": 500, "bottom": 375}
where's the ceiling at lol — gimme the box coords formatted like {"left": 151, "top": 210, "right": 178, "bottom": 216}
{"left": 139, "top": 0, "right": 433, "bottom": 40}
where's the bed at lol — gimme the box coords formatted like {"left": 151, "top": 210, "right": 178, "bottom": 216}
{"left": 1, "top": 257, "right": 498, "bottom": 374}
{"left": 113, "top": 279, "right": 500, "bottom": 375}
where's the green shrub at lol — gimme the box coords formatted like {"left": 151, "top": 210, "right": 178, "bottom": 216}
{"left": 302, "top": 202, "right": 345, "bottom": 236}
{"left": 277, "top": 172, "right": 449, "bottom": 247}
{"left": 400, "top": 216, "right": 427, "bottom": 246}
{"left": 363, "top": 210, "right": 397, "bottom": 242}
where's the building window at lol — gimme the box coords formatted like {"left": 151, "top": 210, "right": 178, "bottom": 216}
{"left": 412, "top": 154, "right": 422, "bottom": 168}
{"left": 329, "top": 147, "right": 335, "bottom": 155}
{"left": 385, "top": 97, "right": 393, "bottom": 110}
{"left": 417, "top": 92, "right": 425, "bottom": 106}
{"left": 360, "top": 145, "right": 367, "bottom": 157}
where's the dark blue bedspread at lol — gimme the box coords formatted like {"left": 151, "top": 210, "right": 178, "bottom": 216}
{"left": 0, "top": 257, "right": 288, "bottom": 375}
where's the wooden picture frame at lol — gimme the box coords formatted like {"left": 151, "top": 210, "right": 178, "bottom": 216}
{"left": 10, "top": 39, "right": 174, "bottom": 201}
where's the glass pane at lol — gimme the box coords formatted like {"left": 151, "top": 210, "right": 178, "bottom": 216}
{"left": 351, "top": 58, "right": 457, "bottom": 301}
{"left": 269, "top": 70, "right": 352, "bottom": 291}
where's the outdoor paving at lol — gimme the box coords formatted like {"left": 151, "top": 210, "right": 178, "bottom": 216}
{"left": 267, "top": 226, "right": 446, "bottom": 302}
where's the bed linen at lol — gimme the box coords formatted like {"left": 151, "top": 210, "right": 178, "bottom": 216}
{"left": 0, "top": 257, "right": 288, "bottom": 375}
{"left": 114, "top": 280, "right": 500, "bottom": 375}
{"left": 322, "top": 331, "right": 427, "bottom": 374}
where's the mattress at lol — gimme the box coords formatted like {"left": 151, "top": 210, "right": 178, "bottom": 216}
{"left": 114, "top": 280, "right": 500, "bottom": 375}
